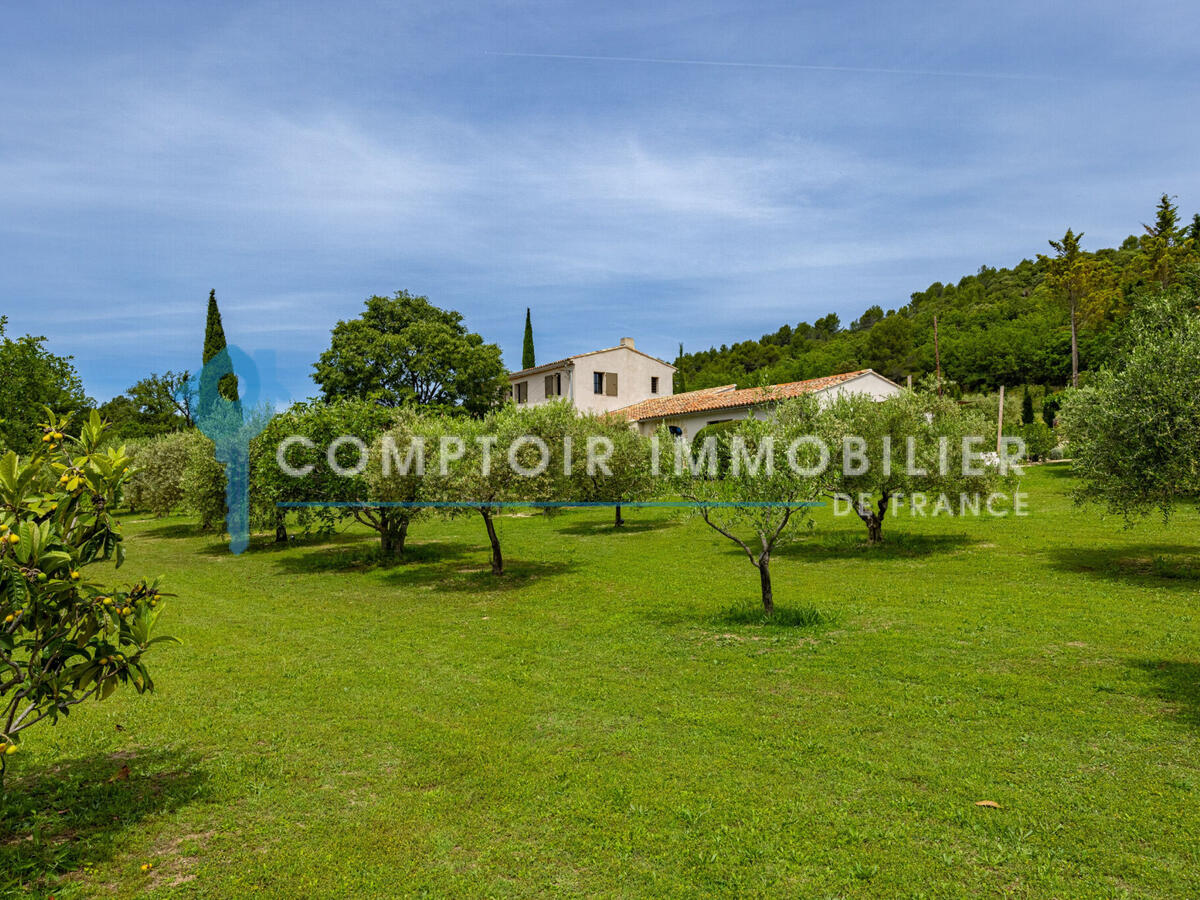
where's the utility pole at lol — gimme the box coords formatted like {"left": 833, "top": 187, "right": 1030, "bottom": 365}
{"left": 933, "top": 315, "right": 943, "bottom": 397}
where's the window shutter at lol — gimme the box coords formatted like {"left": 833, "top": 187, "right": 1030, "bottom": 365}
{"left": 605, "top": 372, "right": 618, "bottom": 396}
{"left": 545, "top": 374, "right": 554, "bottom": 397}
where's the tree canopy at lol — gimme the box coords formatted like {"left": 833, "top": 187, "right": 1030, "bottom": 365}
{"left": 0, "top": 317, "right": 91, "bottom": 454}
{"left": 98, "top": 371, "right": 195, "bottom": 440}
{"left": 1060, "top": 271, "right": 1200, "bottom": 523}
{"left": 313, "top": 291, "right": 508, "bottom": 416}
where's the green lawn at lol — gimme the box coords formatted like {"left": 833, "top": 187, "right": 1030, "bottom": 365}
{"left": 3, "top": 465, "right": 1199, "bottom": 898}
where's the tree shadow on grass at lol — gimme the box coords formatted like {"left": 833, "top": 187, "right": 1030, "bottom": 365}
{"left": 1048, "top": 545, "right": 1200, "bottom": 590}
{"left": 1038, "top": 461, "right": 1076, "bottom": 479}
{"left": 0, "top": 747, "right": 208, "bottom": 893}
{"left": 270, "top": 539, "right": 478, "bottom": 575}
{"left": 1129, "top": 659, "right": 1200, "bottom": 728}
{"left": 379, "top": 557, "right": 581, "bottom": 593}
{"left": 553, "top": 518, "right": 678, "bottom": 537}
{"left": 769, "top": 530, "right": 978, "bottom": 562}
{"left": 139, "top": 522, "right": 203, "bottom": 540}
{"left": 194, "top": 527, "right": 375, "bottom": 559}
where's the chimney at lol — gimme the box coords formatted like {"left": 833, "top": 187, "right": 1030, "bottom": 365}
{"left": 619, "top": 337, "right": 635, "bottom": 349}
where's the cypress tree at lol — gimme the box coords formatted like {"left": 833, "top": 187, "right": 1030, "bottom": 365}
{"left": 203, "top": 289, "right": 226, "bottom": 364}
{"left": 522, "top": 308, "right": 535, "bottom": 370}
{"left": 203, "top": 289, "right": 239, "bottom": 404}
{"left": 1021, "top": 386, "right": 1035, "bottom": 425}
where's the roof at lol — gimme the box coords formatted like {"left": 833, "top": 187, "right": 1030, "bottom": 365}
{"left": 507, "top": 344, "right": 676, "bottom": 381}
{"left": 614, "top": 370, "right": 881, "bottom": 421}
{"left": 506, "top": 357, "right": 574, "bottom": 379}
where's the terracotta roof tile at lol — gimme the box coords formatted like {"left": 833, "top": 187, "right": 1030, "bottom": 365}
{"left": 614, "top": 370, "right": 877, "bottom": 421}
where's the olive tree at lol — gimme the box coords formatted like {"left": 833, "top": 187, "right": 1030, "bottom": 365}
{"left": 1, "top": 411, "right": 177, "bottom": 781}
{"left": 821, "top": 390, "right": 1004, "bottom": 543}
{"left": 568, "top": 414, "right": 655, "bottom": 527}
{"left": 1060, "top": 279, "right": 1200, "bottom": 523}
{"left": 667, "top": 395, "right": 834, "bottom": 614}
{"left": 436, "top": 403, "right": 573, "bottom": 574}
{"left": 256, "top": 400, "right": 400, "bottom": 554}
{"left": 363, "top": 409, "right": 454, "bottom": 558}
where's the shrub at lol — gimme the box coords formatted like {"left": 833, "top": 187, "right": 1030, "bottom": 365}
{"left": 0, "top": 411, "right": 177, "bottom": 781}
{"left": 122, "top": 437, "right": 150, "bottom": 512}
{"left": 1020, "top": 421, "right": 1055, "bottom": 461}
{"left": 134, "top": 431, "right": 203, "bottom": 517}
{"left": 181, "top": 435, "right": 227, "bottom": 532}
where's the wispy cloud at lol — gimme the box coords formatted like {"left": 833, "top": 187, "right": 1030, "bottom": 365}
{"left": 485, "top": 50, "right": 1055, "bottom": 82}
{"left": 0, "top": 0, "right": 1197, "bottom": 401}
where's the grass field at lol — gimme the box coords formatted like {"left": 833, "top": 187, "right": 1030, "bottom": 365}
{"left": 2, "top": 464, "right": 1199, "bottom": 898}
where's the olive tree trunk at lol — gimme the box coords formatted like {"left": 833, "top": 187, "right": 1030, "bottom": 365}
{"left": 850, "top": 492, "right": 890, "bottom": 544}
{"left": 481, "top": 509, "right": 503, "bottom": 575}
{"left": 757, "top": 553, "right": 774, "bottom": 615}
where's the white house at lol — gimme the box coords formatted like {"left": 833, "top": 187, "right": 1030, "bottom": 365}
{"left": 507, "top": 338, "right": 676, "bottom": 415}
{"left": 613, "top": 369, "right": 903, "bottom": 439}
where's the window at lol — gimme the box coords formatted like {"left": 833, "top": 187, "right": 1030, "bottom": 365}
{"left": 594, "top": 372, "right": 618, "bottom": 395}
{"left": 514, "top": 381, "right": 528, "bottom": 403}
{"left": 668, "top": 425, "right": 683, "bottom": 439}
{"left": 593, "top": 372, "right": 604, "bottom": 394}
{"left": 650, "top": 376, "right": 659, "bottom": 394}
{"left": 544, "top": 372, "right": 562, "bottom": 397}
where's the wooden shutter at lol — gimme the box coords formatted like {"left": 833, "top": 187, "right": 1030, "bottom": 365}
{"left": 545, "top": 374, "right": 554, "bottom": 397}
{"left": 605, "top": 372, "right": 618, "bottom": 396}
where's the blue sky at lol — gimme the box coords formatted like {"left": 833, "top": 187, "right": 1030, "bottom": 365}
{"left": 2, "top": 1, "right": 1198, "bottom": 404}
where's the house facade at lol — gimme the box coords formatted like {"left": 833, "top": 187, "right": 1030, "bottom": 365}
{"left": 613, "top": 369, "right": 902, "bottom": 439}
{"left": 508, "top": 338, "right": 676, "bottom": 415}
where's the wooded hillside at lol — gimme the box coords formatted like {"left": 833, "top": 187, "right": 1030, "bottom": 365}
{"left": 675, "top": 196, "right": 1200, "bottom": 394}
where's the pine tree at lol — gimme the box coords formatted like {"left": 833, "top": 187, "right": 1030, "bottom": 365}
{"left": 522, "top": 308, "right": 535, "bottom": 370}
{"left": 1040, "top": 229, "right": 1115, "bottom": 388}
{"left": 1021, "top": 386, "right": 1035, "bottom": 425}
{"left": 203, "top": 289, "right": 239, "bottom": 404}
{"left": 1140, "top": 194, "right": 1186, "bottom": 289}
